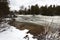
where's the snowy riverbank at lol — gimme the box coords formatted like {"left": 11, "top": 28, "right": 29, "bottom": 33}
{"left": 0, "top": 22, "right": 37, "bottom": 40}
{"left": 0, "top": 15, "right": 60, "bottom": 40}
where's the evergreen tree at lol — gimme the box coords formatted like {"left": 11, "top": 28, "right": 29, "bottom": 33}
{"left": 30, "top": 5, "right": 35, "bottom": 15}
{"left": 40, "top": 6, "right": 48, "bottom": 15}
{"left": 52, "top": 5, "right": 56, "bottom": 16}
{"left": 34, "top": 4, "right": 40, "bottom": 15}
{"left": 47, "top": 5, "right": 54, "bottom": 16}
{"left": 0, "top": 0, "right": 10, "bottom": 18}
{"left": 30, "top": 4, "right": 39, "bottom": 15}
{"left": 55, "top": 6, "right": 60, "bottom": 15}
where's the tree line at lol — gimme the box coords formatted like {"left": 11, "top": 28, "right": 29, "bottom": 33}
{"left": 1, "top": 0, "right": 60, "bottom": 19}
{"left": 18, "top": 4, "right": 60, "bottom": 16}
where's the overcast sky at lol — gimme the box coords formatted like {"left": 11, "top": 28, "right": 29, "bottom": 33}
{"left": 9, "top": 0, "right": 60, "bottom": 11}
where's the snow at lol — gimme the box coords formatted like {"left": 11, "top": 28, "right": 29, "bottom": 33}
{"left": 15, "top": 15, "right": 60, "bottom": 23}
{"left": 0, "top": 22, "right": 10, "bottom": 32}
{"left": 15, "top": 15, "right": 60, "bottom": 29}
{"left": 0, "top": 15, "right": 60, "bottom": 40}
{"left": 0, "top": 23, "right": 37, "bottom": 40}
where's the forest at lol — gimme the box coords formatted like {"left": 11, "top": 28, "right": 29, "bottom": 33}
{"left": 0, "top": 0, "right": 60, "bottom": 19}
{"left": 18, "top": 4, "right": 60, "bottom": 16}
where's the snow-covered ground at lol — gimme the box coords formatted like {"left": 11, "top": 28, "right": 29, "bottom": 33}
{"left": 15, "top": 15, "right": 60, "bottom": 28}
{"left": 0, "top": 15, "right": 60, "bottom": 40}
{"left": 0, "top": 22, "right": 60, "bottom": 40}
{"left": 0, "top": 23, "right": 37, "bottom": 40}
{"left": 15, "top": 15, "right": 60, "bottom": 23}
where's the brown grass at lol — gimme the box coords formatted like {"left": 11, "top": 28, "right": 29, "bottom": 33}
{"left": 9, "top": 21, "right": 48, "bottom": 36}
